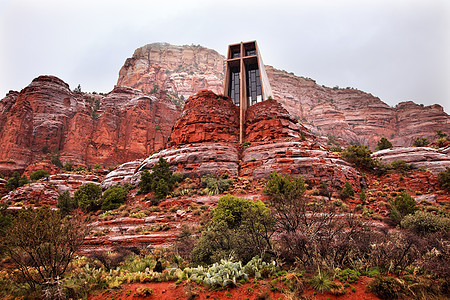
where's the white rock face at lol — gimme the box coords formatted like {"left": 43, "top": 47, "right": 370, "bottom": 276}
{"left": 101, "top": 159, "right": 144, "bottom": 189}
{"left": 372, "top": 147, "right": 450, "bottom": 174}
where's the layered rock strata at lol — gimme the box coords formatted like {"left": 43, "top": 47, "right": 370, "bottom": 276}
{"left": 131, "top": 90, "right": 362, "bottom": 190}
{"left": 0, "top": 76, "right": 180, "bottom": 174}
{"left": 117, "top": 43, "right": 450, "bottom": 149}
{"left": 372, "top": 147, "right": 450, "bottom": 175}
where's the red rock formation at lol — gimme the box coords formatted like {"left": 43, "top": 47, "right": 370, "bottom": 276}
{"left": 23, "top": 160, "right": 60, "bottom": 177}
{"left": 117, "top": 43, "right": 225, "bottom": 99}
{"left": 0, "top": 76, "right": 181, "bottom": 174}
{"left": 168, "top": 90, "right": 239, "bottom": 147}
{"left": 116, "top": 43, "right": 450, "bottom": 149}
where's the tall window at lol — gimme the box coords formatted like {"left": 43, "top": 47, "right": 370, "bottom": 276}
{"left": 246, "top": 63, "right": 262, "bottom": 106}
{"left": 229, "top": 66, "right": 240, "bottom": 106}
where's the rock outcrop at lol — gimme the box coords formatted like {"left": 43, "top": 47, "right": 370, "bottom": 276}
{"left": 372, "top": 146, "right": 450, "bottom": 175}
{"left": 0, "top": 76, "right": 181, "bottom": 174}
{"left": 129, "top": 90, "right": 363, "bottom": 191}
{"left": 117, "top": 43, "right": 225, "bottom": 100}
{"left": 117, "top": 43, "right": 450, "bottom": 149}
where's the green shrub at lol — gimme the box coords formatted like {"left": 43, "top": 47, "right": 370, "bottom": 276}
{"left": 368, "top": 276, "right": 403, "bottom": 299}
{"left": 375, "top": 137, "right": 393, "bottom": 151}
{"left": 57, "top": 191, "right": 77, "bottom": 215}
{"left": 340, "top": 182, "right": 355, "bottom": 199}
{"left": 73, "top": 183, "right": 102, "bottom": 212}
{"left": 389, "top": 160, "right": 412, "bottom": 173}
{"left": 64, "top": 162, "right": 73, "bottom": 171}
{"left": 309, "top": 272, "right": 336, "bottom": 293}
{"left": 51, "top": 152, "right": 63, "bottom": 168}
{"left": 412, "top": 137, "right": 430, "bottom": 147}
{"left": 29, "top": 169, "right": 49, "bottom": 181}
{"left": 5, "top": 172, "right": 29, "bottom": 191}
{"left": 341, "top": 145, "right": 376, "bottom": 170}
{"left": 438, "top": 167, "right": 450, "bottom": 191}
{"left": 101, "top": 185, "right": 127, "bottom": 211}
{"left": 191, "top": 195, "right": 275, "bottom": 266}
{"left": 201, "top": 174, "right": 232, "bottom": 195}
{"left": 138, "top": 158, "right": 180, "bottom": 199}
{"left": 401, "top": 211, "right": 450, "bottom": 235}
{"left": 389, "top": 191, "right": 418, "bottom": 223}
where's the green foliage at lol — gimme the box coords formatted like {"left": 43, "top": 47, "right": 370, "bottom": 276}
{"left": 57, "top": 191, "right": 77, "bottom": 215}
{"left": 389, "top": 160, "right": 413, "bottom": 173}
{"left": 64, "top": 161, "right": 73, "bottom": 171}
{"left": 341, "top": 145, "right": 376, "bottom": 170}
{"left": 438, "top": 167, "right": 450, "bottom": 191}
{"left": 389, "top": 191, "right": 418, "bottom": 223}
{"left": 242, "top": 141, "right": 251, "bottom": 148}
{"left": 202, "top": 173, "right": 233, "bottom": 196}
{"left": 375, "top": 137, "right": 393, "bottom": 151}
{"left": 5, "top": 172, "right": 28, "bottom": 191}
{"left": 138, "top": 158, "right": 180, "bottom": 199}
{"left": 401, "top": 211, "right": 450, "bottom": 235}
{"left": 340, "top": 182, "right": 355, "bottom": 200}
{"left": 29, "top": 169, "right": 49, "bottom": 181}
{"left": 368, "top": 276, "right": 403, "bottom": 299}
{"left": 51, "top": 152, "right": 63, "bottom": 168}
{"left": 309, "top": 272, "right": 336, "bottom": 293}
{"left": 3, "top": 206, "right": 87, "bottom": 289}
{"left": 74, "top": 183, "right": 102, "bottom": 212}
{"left": 101, "top": 185, "right": 127, "bottom": 211}
{"left": 435, "top": 130, "right": 447, "bottom": 139}
{"left": 93, "top": 163, "right": 102, "bottom": 169}
{"left": 412, "top": 137, "right": 430, "bottom": 147}
{"left": 191, "top": 195, "right": 275, "bottom": 266}
{"left": 184, "top": 259, "right": 250, "bottom": 288}
{"left": 264, "top": 171, "right": 307, "bottom": 232}
{"left": 359, "top": 189, "right": 367, "bottom": 204}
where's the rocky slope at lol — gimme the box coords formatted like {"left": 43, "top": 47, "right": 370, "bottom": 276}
{"left": 0, "top": 76, "right": 180, "bottom": 174}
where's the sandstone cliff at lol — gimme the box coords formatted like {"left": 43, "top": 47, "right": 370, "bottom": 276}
{"left": 117, "top": 43, "right": 450, "bottom": 149}
{"left": 0, "top": 76, "right": 180, "bottom": 174}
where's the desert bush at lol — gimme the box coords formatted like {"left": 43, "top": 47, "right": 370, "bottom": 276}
{"left": 51, "top": 152, "right": 63, "bottom": 168}
{"left": 175, "top": 225, "right": 196, "bottom": 260}
{"left": 90, "top": 247, "right": 132, "bottom": 270}
{"left": 101, "top": 185, "right": 127, "bottom": 211}
{"left": 191, "top": 195, "right": 275, "bottom": 266}
{"left": 57, "top": 191, "right": 78, "bottom": 215}
{"left": 73, "top": 183, "right": 102, "bottom": 212}
{"left": 265, "top": 171, "right": 307, "bottom": 233}
{"left": 2, "top": 206, "right": 87, "bottom": 290}
{"left": 375, "top": 137, "right": 393, "bottom": 151}
{"left": 389, "top": 191, "right": 417, "bottom": 224}
{"left": 388, "top": 160, "right": 413, "bottom": 173}
{"left": 340, "top": 181, "right": 355, "bottom": 199}
{"left": 138, "top": 157, "right": 181, "bottom": 199}
{"left": 29, "top": 169, "right": 49, "bottom": 181}
{"left": 309, "top": 272, "right": 336, "bottom": 293}
{"left": 401, "top": 211, "right": 450, "bottom": 235}
{"left": 201, "top": 173, "right": 232, "bottom": 195}
{"left": 341, "top": 145, "right": 376, "bottom": 170}
{"left": 64, "top": 162, "right": 73, "bottom": 171}
{"left": 368, "top": 276, "right": 403, "bottom": 299}
{"left": 438, "top": 167, "right": 450, "bottom": 191}
{"left": 5, "top": 172, "right": 28, "bottom": 191}
{"left": 412, "top": 137, "right": 430, "bottom": 147}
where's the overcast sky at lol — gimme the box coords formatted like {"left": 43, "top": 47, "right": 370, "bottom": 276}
{"left": 1, "top": 0, "right": 449, "bottom": 113}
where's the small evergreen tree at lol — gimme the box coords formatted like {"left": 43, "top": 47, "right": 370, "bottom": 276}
{"left": 438, "top": 167, "right": 450, "bottom": 191}
{"left": 57, "top": 191, "right": 77, "bottom": 215}
{"left": 340, "top": 181, "right": 355, "bottom": 199}
{"left": 341, "top": 145, "right": 376, "bottom": 170}
{"left": 73, "top": 183, "right": 102, "bottom": 212}
{"left": 138, "top": 158, "right": 181, "bottom": 199}
{"left": 375, "top": 137, "right": 393, "bottom": 151}
{"left": 389, "top": 191, "right": 417, "bottom": 224}
{"left": 412, "top": 137, "right": 430, "bottom": 147}
{"left": 29, "top": 169, "right": 49, "bottom": 181}
{"left": 101, "top": 185, "right": 127, "bottom": 211}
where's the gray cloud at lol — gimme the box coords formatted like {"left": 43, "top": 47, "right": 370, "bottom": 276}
{"left": 0, "top": 0, "right": 448, "bottom": 113}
